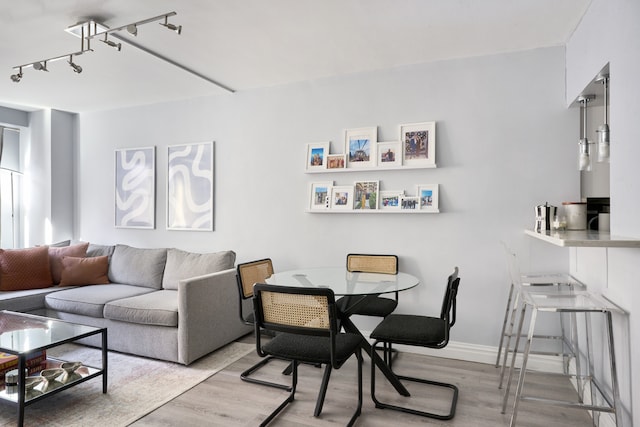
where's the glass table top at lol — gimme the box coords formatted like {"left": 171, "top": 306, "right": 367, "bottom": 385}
{"left": 266, "top": 267, "right": 420, "bottom": 296}
{"left": 0, "top": 311, "right": 102, "bottom": 354}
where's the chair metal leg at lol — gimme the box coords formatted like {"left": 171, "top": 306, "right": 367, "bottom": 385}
{"left": 241, "top": 355, "right": 293, "bottom": 391}
{"left": 347, "top": 349, "right": 363, "bottom": 427}
{"left": 496, "top": 283, "right": 516, "bottom": 367}
{"left": 314, "top": 365, "right": 332, "bottom": 416}
{"left": 260, "top": 360, "right": 298, "bottom": 427}
{"left": 499, "top": 288, "right": 522, "bottom": 389}
{"left": 371, "top": 340, "right": 458, "bottom": 420}
{"left": 501, "top": 301, "right": 527, "bottom": 414}
{"left": 509, "top": 307, "right": 537, "bottom": 426}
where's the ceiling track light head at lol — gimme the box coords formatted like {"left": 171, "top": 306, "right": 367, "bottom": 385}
{"left": 160, "top": 16, "right": 182, "bottom": 34}
{"left": 101, "top": 35, "right": 122, "bottom": 51}
{"left": 33, "top": 61, "right": 48, "bottom": 72}
{"left": 126, "top": 24, "right": 138, "bottom": 36}
{"left": 10, "top": 67, "right": 23, "bottom": 83}
{"left": 68, "top": 55, "right": 82, "bottom": 74}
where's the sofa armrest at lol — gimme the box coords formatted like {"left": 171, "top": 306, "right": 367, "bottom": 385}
{"left": 177, "top": 268, "right": 252, "bottom": 364}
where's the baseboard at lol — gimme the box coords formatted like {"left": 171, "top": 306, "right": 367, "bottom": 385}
{"left": 363, "top": 331, "right": 565, "bottom": 374}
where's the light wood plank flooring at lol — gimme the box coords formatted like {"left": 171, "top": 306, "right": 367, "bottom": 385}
{"left": 131, "top": 335, "right": 592, "bottom": 426}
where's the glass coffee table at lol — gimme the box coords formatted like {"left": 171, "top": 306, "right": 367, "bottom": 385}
{"left": 0, "top": 311, "right": 107, "bottom": 426}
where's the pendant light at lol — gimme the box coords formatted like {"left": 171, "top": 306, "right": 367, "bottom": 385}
{"left": 578, "top": 95, "right": 595, "bottom": 171}
{"left": 596, "top": 74, "right": 610, "bottom": 163}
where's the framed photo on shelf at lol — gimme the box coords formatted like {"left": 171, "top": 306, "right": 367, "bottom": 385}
{"left": 400, "top": 195, "right": 419, "bottom": 210}
{"left": 306, "top": 142, "right": 330, "bottom": 171}
{"left": 379, "top": 191, "right": 403, "bottom": 210}
{"left": 331, "top": 185, "right": 354, "bottom": 210}
{"left": 400, "top": 121, "right": 436, "bottom": 167}
{"left": 416, "top": 184, "right": 439, "bottom": 212}
{"left": 167, "top": 141, "right": 214, "bottom": 231}
{"left": 309, "top": 181, "right": 333, "bottom": 210}
{"left": 377, "top": 141, "right": 401, "bottom": 167}
{"left": 353, "top": 180, "right": 379, "bottom": 210}
{"left": 115, "top": 146, "right": 155, "bottom": 229}
{"left": 327, "top": 154, "right": 346, "bottom": 170}
{"left": 345, "top": 127, "right": 377, "bottom": 168}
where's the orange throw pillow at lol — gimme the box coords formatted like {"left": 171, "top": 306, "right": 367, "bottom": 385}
{"left": 49, "top": 242, "right": 89, "bottom": 285}
{"left": 0, "top": 246, "right": 53, "bottom": 291}
{"left": 59, "top": 256, "right": 110, "bottom": 286}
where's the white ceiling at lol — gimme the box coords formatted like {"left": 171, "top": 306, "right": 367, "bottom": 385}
{"left": 0, "top": 0, "right": 591, "bottom": 113}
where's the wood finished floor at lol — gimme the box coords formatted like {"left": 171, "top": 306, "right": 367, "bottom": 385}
{"left": 131, "top": 334, "right": 592, "bottom": 426}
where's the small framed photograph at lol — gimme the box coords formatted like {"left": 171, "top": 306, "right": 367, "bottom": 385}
{"left": 353, "top": 180, "right": 379, "bottom": 210}
{"left": 377, "top": 141, "right": 401, "bottom": 167}
{"left": 345, "top": 127, "right": 377, "bottom": 168}
{"left": 400, "top": 196, "right": 419, "bottom": 210}
{"left": 309, "top": 181, "right": 333, "bottom": 210}
{"left": 327, "top": 154, "right": 346, "bottom": 170}
{"left": 331, "top": 186, "right": 354, "bottom": 210}
{"left": 400, "top": 121, "right": 436, "bottom": 167}
{"left": 416, "top": 184, "right": 439, "bottom": 212}
{"left": 306, "top": 142, "right": 330, "bottom": 171}
{"left": 380, "top": 191, "right": 403, "bottom": 210}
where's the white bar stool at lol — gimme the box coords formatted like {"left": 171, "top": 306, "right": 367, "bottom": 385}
{"left": 502, "top": 289, "right": 623, "bottom": 427}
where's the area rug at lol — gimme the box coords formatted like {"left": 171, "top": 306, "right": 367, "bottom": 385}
{"left": 0, "top": 342, "right": 253, "bottom": 427}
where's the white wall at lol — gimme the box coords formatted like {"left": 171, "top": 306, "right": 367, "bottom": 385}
{"left": 566, "top": 0, "right": 640, "bottom": 424}
{"left": 75, "top": 46, "right": 578, "bottom": 346}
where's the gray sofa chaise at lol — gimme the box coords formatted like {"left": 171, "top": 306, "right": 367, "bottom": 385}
{"left": 0, "top": 243, "right": 252, "bottom": 365}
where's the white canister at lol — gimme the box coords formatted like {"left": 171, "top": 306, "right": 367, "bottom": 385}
{"left": 563, "top": 202, "right": 587, "bottom": 230}
{"left": 598, "top": 213, "right": 610, "bottom": 232}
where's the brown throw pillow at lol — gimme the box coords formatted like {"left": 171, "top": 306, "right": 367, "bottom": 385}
{"left": 48, "top": 242, "right": 89, "bottom": 285}
{"left": 59, "top": 256, "right": 110, "bottom": 286}
{"left": 0, "top": 246, "right": 53, "bottom": 291}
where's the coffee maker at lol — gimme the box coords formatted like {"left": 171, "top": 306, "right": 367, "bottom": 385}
{"left": 535, "top": 202, "right": 557, "bottom": 232}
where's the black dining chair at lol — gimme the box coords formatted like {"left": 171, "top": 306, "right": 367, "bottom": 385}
{"left": 236, "top": 258, "right": 291, "bottom": 390}
{"left": 369, "top": 267, "right": 461, "bottom": 420}
{"left": 253, "top": 283, "right": 363, "bottom": 427}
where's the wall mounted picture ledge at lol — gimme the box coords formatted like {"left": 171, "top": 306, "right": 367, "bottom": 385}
{"left": 115, "top": 147, "right": 155, "bottom": 229}
{"left": 167, "top": 141, "right": 214, "bottom": 231}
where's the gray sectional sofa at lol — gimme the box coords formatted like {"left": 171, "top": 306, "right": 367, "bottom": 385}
{"left": 0, "top": 243, "right": 252, "bottom": 365}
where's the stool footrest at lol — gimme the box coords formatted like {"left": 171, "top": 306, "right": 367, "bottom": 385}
{"left": 521, "top": 395, "right": 616, "bottom": 413}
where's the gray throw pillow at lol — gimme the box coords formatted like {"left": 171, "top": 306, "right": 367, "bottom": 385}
{"left": 162, "top": 248, "right": 236, "bottom": 290}
{"left": 109, "top": 245, "right": 167, "bottom": 289}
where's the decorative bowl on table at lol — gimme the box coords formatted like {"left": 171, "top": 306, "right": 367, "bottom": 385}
{"left": 40, "top": 368, "right": 64, "bottom": 392}
{"left": 24, "top": 376, "right": 45, "bottom": 397}
{"left": 59, "top": 361, "right": 83, "bottom": 383}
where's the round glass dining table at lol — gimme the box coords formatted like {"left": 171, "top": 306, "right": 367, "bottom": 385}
{"left": 266, "top": 267, "right": 419, "bottom": 296}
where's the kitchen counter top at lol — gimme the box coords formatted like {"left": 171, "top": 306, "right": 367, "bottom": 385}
{"left": 525, "top": 229, "right": 640, "bottom": 248}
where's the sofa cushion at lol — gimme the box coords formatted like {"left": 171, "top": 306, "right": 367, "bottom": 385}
{"left": 59, "top": 256, "right": 110, "bottom": 286}
{"left": 87, "top": 243, "right": 115, "bottom": 260}
{"left": 0, "top": 246, "right": 53, "bottom": 291}
{"left": 0, "top": 287, "right": 73, "bottom": 312}
{"left": 45, "top": 284, "right": 154, "bottom": 317}
{"left": 108, "top": 245, "right": 167, "bottom": 289}
{"left": 162, "top": 248, "right": 236, "bottom": 290}
{"left": 104, "top": 290, "right": 178, "bottom": 327}
{"left": 48, "top": 242, "right": 89, "bottom": 285}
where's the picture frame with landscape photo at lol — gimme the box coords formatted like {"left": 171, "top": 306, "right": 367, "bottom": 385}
{"left": 326, "top": 154, "right": 346, "bottom": 170}
{"left": 400, "top": 195, "right": 419, "bottom": 210}
{"left": 416, "top": 184, "right": 439, "bottom": 212}
{"left": 400, "top": 121, "right": 436, "bottom": 167}
{"left": 379, "top": 191, "right": 403, "bottom": 210}
{"left": 331, "top": 185, "right": 354, "bottom": 210}
{"left": 345, "top": 127, "right": 377, "bottom": 168}
{"left": 309, "top": 181, "right": 333, "bottom": 210}
{"left": 306, "top": 142, "right": 330, "bottom": 171}
{"left": 377, "top": 141, "right": 401, "bottom": 167}
{"left": 353, "top": 180, "right": 379, "bottom": 210}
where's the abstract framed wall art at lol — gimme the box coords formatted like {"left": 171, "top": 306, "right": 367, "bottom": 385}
{"left": 345, "top": 127, "right": 377, "bottom": 168}
{"left": 167, "top": 141, "right": 214, "bottom": 231}
{"left": 400, "top": 121, "right": 436, "bottom": 167}
{"left": 115, "top": 146, "right": 155, "bottom": 229}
